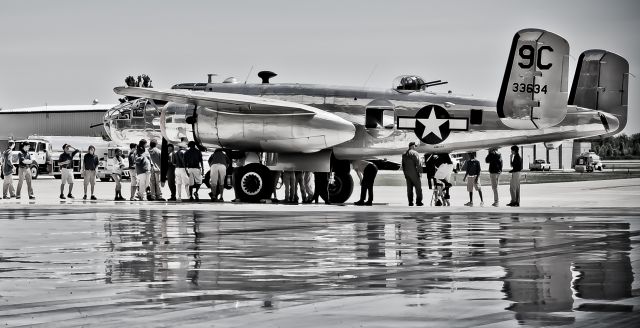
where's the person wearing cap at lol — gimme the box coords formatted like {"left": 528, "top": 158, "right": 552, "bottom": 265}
{"left": 2, "top": 141, "right": 16, "bottom": 199}
{"left": 58, "top": 143, "right": 79, "bottom": 199}
{"left": 401, "top": 142, "right": 423, "bottom": 206}
{"left": 82, "top": 145, "right": 99, "bottom": 200}
{"left": 507, "top": 145, "right": 522, "bottom": 207}
{"left": 112, "top": 148, "right": 126, "bottom": 201}
{"left": 173, "top": 144, "right": 190, "bottom": 201}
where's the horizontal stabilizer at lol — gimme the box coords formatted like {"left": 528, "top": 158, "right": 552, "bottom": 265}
{"left": 569, "top": 50, "right": 628, "bottom": 135}
{"left": 113, "top": 87, "right": 318, "bottom": 116}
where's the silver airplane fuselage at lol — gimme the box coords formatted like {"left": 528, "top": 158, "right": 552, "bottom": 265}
{"left": 146, "top": 82, "right": 613, "bottom": 160}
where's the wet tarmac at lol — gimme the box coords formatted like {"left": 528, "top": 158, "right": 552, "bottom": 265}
{"left": 1, "top": 209, "right": 639, "bottom": 327}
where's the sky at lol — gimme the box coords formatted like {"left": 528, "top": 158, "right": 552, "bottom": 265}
{"left": 1, "top": 0, "right": 639, "bottom": 134}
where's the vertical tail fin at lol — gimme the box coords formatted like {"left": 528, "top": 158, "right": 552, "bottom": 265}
{"left": 498, "top": 29, "right": 570, "bottom": 129}
{"left": 569, "top": 50, "right": 629, "bottom": 135}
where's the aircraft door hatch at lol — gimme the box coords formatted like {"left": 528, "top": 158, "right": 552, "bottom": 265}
{"left": 365, "top": 99, "right": 395, "bottom": 129}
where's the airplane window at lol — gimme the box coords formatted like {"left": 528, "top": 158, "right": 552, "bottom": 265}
{"left": 38, "top": 143, "right": 46, "bottom": 152}
{"left": 470, "top": 109, "right": 483, "bottom": 125}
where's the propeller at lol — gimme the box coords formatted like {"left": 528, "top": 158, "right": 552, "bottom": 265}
{"left": 161, "top": 137, "right": 169, "bottom": 183}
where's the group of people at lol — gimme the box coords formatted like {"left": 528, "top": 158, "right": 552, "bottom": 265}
{"left": 460, "top": 145, "right": 522, "bottom": 207}
{"left": 2, "top": 141, "right": 35, "bottom": 199}
{"left": 2, "top": 138, "right": 523, "bottom": 206}
{"left": 400, "top": 142, "right": 523, "bottom": 207}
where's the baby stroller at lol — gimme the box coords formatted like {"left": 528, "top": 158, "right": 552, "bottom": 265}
{"left": 431, "top": 161, "right": 454, "bottom": 206}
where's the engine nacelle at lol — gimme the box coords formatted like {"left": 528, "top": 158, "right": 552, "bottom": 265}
{"left": 160, "top": 101, "right": 355, "bottom": 153}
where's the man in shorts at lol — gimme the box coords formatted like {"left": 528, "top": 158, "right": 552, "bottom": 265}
{"left": 173, "top": 144, "right": 190, "bottom": 201}
{"left": 59, "top": 144, "right": 79, "bottom": 199}
{"left": 463, "top": 151, "right": 484, "bottom": 206}
{"left": 184, "top": 141, "right": 203, "bottom": 201}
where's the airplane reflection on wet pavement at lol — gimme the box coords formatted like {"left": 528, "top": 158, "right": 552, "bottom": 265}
{"left": 0, "top": 209, "right": 638, "bottom": 327}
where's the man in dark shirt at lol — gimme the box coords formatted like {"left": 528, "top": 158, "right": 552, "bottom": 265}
{"left": 82, "top": 145, "right": 99, "bottom": 200}
{"left": 166, "top": 144, "right": 177, "bottom": 201}
{"left": 59, "top": 144, "right": 79, "bottom": 199}
{"left": 463, "top": 152, "right": 484, "bottom": 206}
{"left": 485, "top": 148, "right": 503, "bottom": 207}
{"left": 508, "top": 145, "right": 522, "bottom": 207}
{"left": 16, "top": 143, "right": 35, "bottom": 199}
{"left": 402, "top": 142, "right": 423, "bottom": 206}
{"left": 127, "top": 143, "right": 138, "bottom": 201}
{"left": 184, "top": 141, "right": 203, "bottom": 201}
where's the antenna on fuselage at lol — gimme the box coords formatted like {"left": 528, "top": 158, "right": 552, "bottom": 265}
{"left": 244, "top": 65, "right": 254, "bottom": 84}
{"left": 362, "top": 64, "right": 378, "bottom": 88}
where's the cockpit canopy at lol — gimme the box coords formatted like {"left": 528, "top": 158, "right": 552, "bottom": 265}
{"left": 392, "top": 75, "right": 426, "bottom": 93}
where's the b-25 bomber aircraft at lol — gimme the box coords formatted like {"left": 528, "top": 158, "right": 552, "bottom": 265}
{"left": 105, "top": 28, "right": 629, "bottom": 203}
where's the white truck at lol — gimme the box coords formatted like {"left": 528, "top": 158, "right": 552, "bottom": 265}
{"left": 574, "top": 152, "right": 604, "bottom": 172}
{"left": 96, "top": 146, "right": 131, "bottom": 181}
{"left": 10, "top": 136, "right": 54, "bottom": 179}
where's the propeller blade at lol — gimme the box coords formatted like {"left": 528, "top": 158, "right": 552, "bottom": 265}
{"left": 161, "top": 138, "right": 168, "bottom": 183}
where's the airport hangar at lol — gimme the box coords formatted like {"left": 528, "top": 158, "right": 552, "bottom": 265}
{"left": 0, "top": 103, "right": 114, "bottom": 150}
{"left": 0, "top": 102, "right": 590, "bottom": 171}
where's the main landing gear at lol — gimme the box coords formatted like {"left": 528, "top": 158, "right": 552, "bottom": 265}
{"left": 234, "top": 163, "right": 274, "bottom": 203}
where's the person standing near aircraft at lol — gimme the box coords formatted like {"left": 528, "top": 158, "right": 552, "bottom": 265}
{"left": 16, "top": 142, "right": 35, "bottom": 199}
{"left": 208, "top": 148, "right": 230, "bottom": 202}
{"left": 402, "top": 142, "right": 423, "bottom": 206}
{"left": 58, "top": 144, "right": 79, "bottom": 199}
{"left": 485, "top": 148, "right": 503, "bottom": 207}
{"left": 507, "top": 145, "right": 522, "bottom": 207}
{"left": 82, "top": 145, "right": 99, "bottom": 200}
{"left": 2, "top": 141, "right": 16, "bottom": 199}
{"left": 184, "top": 141, "right": 203, "bottom": 201}
{"left": 463, "top": 152, "right": 484, "bottom": 206}
{"left": 282, "top": 170, "right": 296, "bottom": 204}
{"left": 148, "top": 139, "right": 164, "bottom": 201}
{"left": 135, "top": 145, "right": 151, "bottom": 201}
{"left": 302, "top": 172, "right": 314, "bottom": 203}
{"left": 294, "top": 171, "right": 306, "bottom": 203}
{"left": 174, "top": 144, "right": 190, "bottom": 201}
{"left": 112, "top": 148, "right": 126, "bottom": 201}
{"left": 353, "top": 160, "right": 378, "bottom": 206}
{"left": 127, "top": 143, "right": 138, "bottom": 201}
{"left": 165, "top": 144, "right": 177, "bottom": 201}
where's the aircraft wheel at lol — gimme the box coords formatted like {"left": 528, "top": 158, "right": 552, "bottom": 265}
{"left": 234, "top": 163, "right": 273, "bottom": 203}
{"left": 325, "top": 172, "right": 354, "bottom": 204}
{"left": 30, "top": 166, "right": 39, "bottom": 180}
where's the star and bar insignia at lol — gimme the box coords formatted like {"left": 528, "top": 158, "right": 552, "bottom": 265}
{"left": 396, "top": 105, "right": 468, "bottom": 145}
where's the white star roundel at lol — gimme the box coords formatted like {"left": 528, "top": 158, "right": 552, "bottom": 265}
{"left": 396, "top": 105, "right": 469, "bottom": 145}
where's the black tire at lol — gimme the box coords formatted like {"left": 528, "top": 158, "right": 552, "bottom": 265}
{"left": 324, "top": 172, "right": 354, "bottom": 204}
{"left": 30, "top": 165, "right": 39, "bottom": 180}
{"left": 100, "top": 177, "right": 111, "bottom": 182}
{"left": 234, "top": 163, "right": 273, "bottom": 203}
{"left": 54, "top": 175, "right": 61, "bottom": 180}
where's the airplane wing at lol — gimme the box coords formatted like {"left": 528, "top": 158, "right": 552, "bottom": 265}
{"left": 113, "top": 87, "right": 316, "bottom": 116}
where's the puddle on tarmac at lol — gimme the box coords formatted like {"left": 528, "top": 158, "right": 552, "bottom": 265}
{"left": 0, "top": 209, "right": 638, "bottom": 327}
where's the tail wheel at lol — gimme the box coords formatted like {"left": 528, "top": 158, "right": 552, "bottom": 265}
{"left": 30, "top": 165, "right": 39, "bottom": 180}
{"left": 324, "top": 172, "right": 354, "bottom": 204}
{"left": 234, "top": 163, "right": 273, "bottom": 203}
